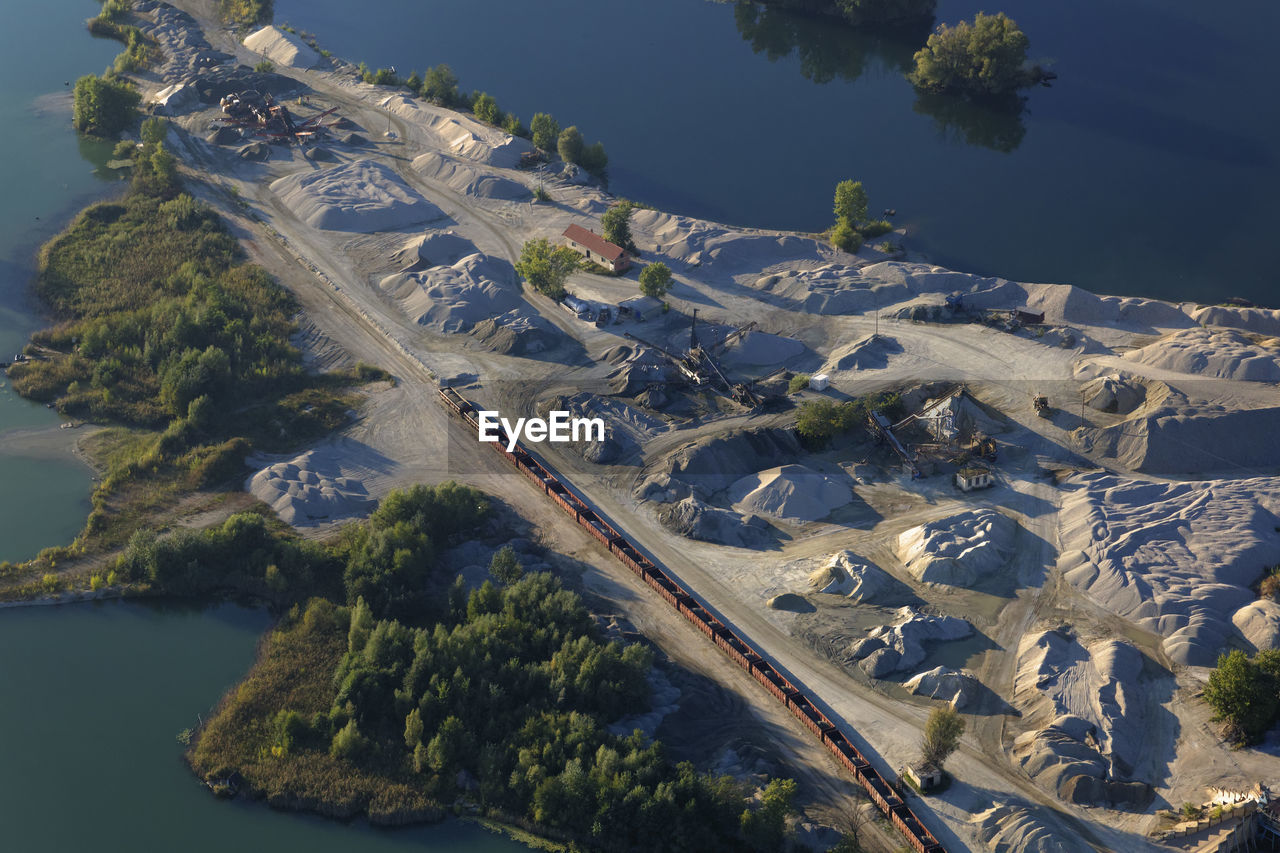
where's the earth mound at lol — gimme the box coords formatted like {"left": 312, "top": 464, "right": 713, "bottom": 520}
{"left": 659, "top": 497, "right": 774, "bottom": 549}
{"left": 807, "top": 551, "right": 891, "bottom": 603}
{"left": 250, "top": 450, "right": 373, "bottom": 525}
{"left": 1081, "top": 373, "right": 1145, "bottom": 414}
{"left": 903, "top": 666, "right": 981, "bottom": 709}
{"left": 849, "top": 606, "right": 972, "bottom": 677}
{"left": 728, "top": 464, "right": 852, "bottom": 522}
{"left": 243, "top": 25, "right": 321, "bottom": 69}
{"left": 1123, "top": 327, "right": 1280, "bottom": 381}
{"left": 1233, "top": 599, "right": 1280, "bottom": 652}
{"left": 270, "top": 160, "right": 442, "bottom": 232}
{"left": 767, "top": 593, "right": 814, "bottom": 613}
{"left": 660, "top": 428, "right": 802, "bottom": 497}
{"left": 378, "top": 252, "right": 522, "bottom": 332}
{"left": 897, "top": 509, "right": 1016, "bottom": 587}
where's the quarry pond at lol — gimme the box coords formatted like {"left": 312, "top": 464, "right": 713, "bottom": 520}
{"left": 275, "top": 0, "right": 1280, "bottom": 307}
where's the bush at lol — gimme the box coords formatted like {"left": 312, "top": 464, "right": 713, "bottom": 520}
{"left": 788, "top": 374, "right": 811, "bottom": 394}
{"left": 472, "top": 92, "right": 500, "bottom": 124}
{"left": 578, "top": 141, "right": 608, "bottom": 177}
{"left": 530, "top": 112, "right": 560, "bottom": 151}
{"left": 639, "top": 262, "right": 672, "bottom": 300}
{"left": 72, "top": 75, "right": 140, "bottom": 138}
{"left": 558, "top": 125, "right": 584, "bottom": 164}
{"left": 220, "top": 0, "right": 274, "bottom": 27}
{"left": 830, "top": 220, "right": 862, "bottom": 253}
{"left": 420, "top": 64, "right": 460, "bottom": 106}
{"left": 253, "top": 59, "right": 274, "bottom": 73}
{"left": 860, "top": 219, "right": 893, "bottom": 238}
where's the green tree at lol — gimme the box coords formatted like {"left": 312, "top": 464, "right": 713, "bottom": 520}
{"left": 740, "top": 777, "right": 796, "bottom": 852}
{"left": 472, "top": 91, "right": 500, "bottom": 124}
{"left": 601, "top": 202, "right": 635, "bottom": 253}
{"left": 796, "top": 399, "right": 858, "bottom": 442}
{"left": 920, "top": 705, "right": 965, "bottom": 770}
{"left": 503, "top": 113, "right": 525, "bottom": 138}
{"left": 421, "top": 64, "right": 460, "bottom": 105}
{"left": 558, "top": 125, "right": 584, "bottom": 164}
{"left": 830, "top": 219, "right": 862, "bottom": 253}
{"left": 578, "top": 141, "right": 608, "bottom": 177}
{"left": 515, "top": 238, "right": 580, "bottom": 302}
{"left": 254, "top": 58, "right": 274, "bottom": 73}
{"left": 405, "top": 70, "right": 422, "bottom": 92}
{"left": 530, "top": 112, "right": 560, "bottom": 151}
{"left": 72, "top": 74, "right": 140, "bottom": 137}
{"left": 1204, "top": 649, "right": 1279, "bottom": 743}
{"left": 639, "top": 263, "right": 672, "bottom": 300}
{"left": 140, "top": 116, "right": 168, "bottom": 146}
{"left": 833, "top": 179, "right": 869, "bottom": 228}
{"left": 426, "top": 715, "right": 470, "bottom": 775}
{"left": 909, "top": 12, "right": 1039, "bottom": 96}
{"left": 489, "top": 545, "right": 524, "bottom": 585}
{"left": 330, "top": 719, "right": 369, "bottom": 760}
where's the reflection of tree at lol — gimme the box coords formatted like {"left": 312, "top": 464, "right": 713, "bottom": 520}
{"left": 911, "top": 91, "right": 1028, "bottom": 153}
{"left": 732, "top": 1, "right": 926, "bottom": 85}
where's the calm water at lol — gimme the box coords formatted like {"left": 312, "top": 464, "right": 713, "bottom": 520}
{"left": 0, "top": 601, "right": 526, "bottom": 852}
{"left": 0, "top": 0, "right": 121, "bottom": 561}
{"left": 275, "top": 0, "right": 1280, "bottom": 306}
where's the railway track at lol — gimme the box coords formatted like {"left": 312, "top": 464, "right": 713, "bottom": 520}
{"left": 439, "top": 386, "right": 945, "bottom": 853}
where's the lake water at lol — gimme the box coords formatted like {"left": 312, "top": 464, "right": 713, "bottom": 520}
{"left": 0, "top": 1, "right": 121, "bottom": 561}
{"left": 273, "top": 0, "right": 1280, "bottom": 307}
{"left": 0, "top": 600, "right": 526, "bottom": 852}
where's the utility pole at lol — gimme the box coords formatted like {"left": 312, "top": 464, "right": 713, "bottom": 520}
{"left": 874, "top": 308, "right": 879, "bottom": 338}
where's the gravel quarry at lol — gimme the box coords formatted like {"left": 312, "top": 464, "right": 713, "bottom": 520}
{"left": 134, "top": 2, "right": 1280, "bottom": 849}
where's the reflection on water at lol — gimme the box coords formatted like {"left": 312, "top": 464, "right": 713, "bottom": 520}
{"left": 912, "top": 90, "right": 1027, "bottom": 153}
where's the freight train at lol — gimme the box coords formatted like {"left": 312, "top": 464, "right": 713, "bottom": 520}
{"left": 438, "top": 385, "right": 945, "bottom": 853}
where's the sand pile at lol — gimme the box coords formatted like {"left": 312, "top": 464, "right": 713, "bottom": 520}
{"left": 659, "top": 496, "right": 773, "bottom": 549}
{"left": 1013, "top": 629, "right": 1154, "bottom": 808}
{"left": 826, "top": 334, "right": 903, "bottom": 371}
{"left": 243, "top": 26, "right": 321, "bottom": 69}
{"left": 250, "top": 450, "right": 373, "bottom": 525}
{"left": 897, "top": 509, "right": 1016, "bottom": 587}
{"left": 728, "top": 464, "right": 852, "bottom": 522}
{"left": 717, "top": 331, "right": 806, "bottom": 369}
{"left": 1232, "top": 599, "right": 1280, "bottom": 652}
{"left": 397, "top": 230, "right": 478, "bottom": 267}
{"left": 807, "top": 551, "right": 890, "bottom": 602}
{"left": 238, "top": 141, "right": 270, "bottom": 161}
{"left": 1058, "top": 472, "right": 1280, "bottom": 665}
{"left": 767, "top": 593, "right": 814, "bottom": 613}
{"left": 903, "top": 666, "right": 981, "bottom": 709}
{"left": 604, "top": 345, "right": 676, "bottom": 396}
{"left": 1186, "top": 304, "right": 1280, "bottom": 337}
{"left": 970, "top": 804, "right": 1081, "bottom": 853}
{"left": 1082, "top": 373, "right": 1145, "bottom": 414}
{"left": 206, "top": 126, "right": 240, "bottom": 145}
{"left": 1025, "top": 283, "right": 1195, "bottom": 332}
{"left": 632, "top": 209, "right": 827, "bottom": 272}
{"left": 150, "top": 81, "right": 197, "bottom": 115}
{"left": 1123, "top": 327, "right": 1280, "bottom": 381}
{"left": 1090, "top": 395, "right": 1280, "bottom": 475}
{"left": 661, "top": 428, "right": 802, "bottom": 497}
{"left": 378, "top": 252, "right": 522, "bottom": 332}
{"left": 379, "top": 98, "right": 535, "bottom": 167}
{"left": 470, "top": 311, "right": 558, "bottom": 356}
{"left": 270, "top": 160, "right": 443, "bottom": 232}
{"left": 849, "top": 606, "right": 972, "bottom": 677}
{"left": 411, "top": 152, "right": 529, "bottom": 200}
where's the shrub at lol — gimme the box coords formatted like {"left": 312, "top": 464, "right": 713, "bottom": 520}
{"left": 472, "top": 92, "right": 500, "bottom": 124}
{"left": 420, "top": 64, "right": 460, "bottom": 106}
{"left": 557, "top": 125, "right": 584, "bottom": 164}
{"left": 72, "top": 75, "right": 140, "bottom": 138}
{"left": 830, "top": 219, "right": 862, "bottom": 253}
{"left": 788, "top": 374, "right": 811, "bottom": 394}
{"left": 254, "top": 58, "right": 274, "bottom": 73}
{"left": 530, "top": 112, "right": 560, "bottom": 151}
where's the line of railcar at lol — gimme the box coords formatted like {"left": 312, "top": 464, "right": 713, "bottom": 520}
{"left": 438, "top": 387, "right": 945, "bottom": 853}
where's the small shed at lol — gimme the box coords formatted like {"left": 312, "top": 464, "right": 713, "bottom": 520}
{"left": 563, "top": 223, "right": 631, "bottom": 273}
{"left": 1015, "top": 308, "right": 1045, "bottom": 325}
{"left": 905, "top": 762, "right": 944, "bottom": 792}
{"left": 955, "top": 466, "right": 995, "bottom": 492}
{"left": 619, "top": 295, "right": 663, "bottom": 321}
{"left": 809, "top": 373, "right": 830, "bottom": 391}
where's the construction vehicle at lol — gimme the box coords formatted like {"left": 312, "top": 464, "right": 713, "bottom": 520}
{"left": 1033, "top": 393, "right": 1051, "bottom": 417}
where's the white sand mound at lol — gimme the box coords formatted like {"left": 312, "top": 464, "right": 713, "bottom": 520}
{"left": 807, "top": 551, "right": 890, "bottom": 602}
{"left": 379, "top": 101, "right": 535, "bottom": 168}
{"left": 728, "top": 464, "right": 851, "bottom": 522}
{"left": 1058, "top": 472, "right": 1280, "bottom": 665}
{"left": 849, "top": 606, "right": 972, "bottom": 677}
{"left": 379, "top": 252, "right": 521, "bottom": 332}
{"left": 718, "top": 331, "right": 805, "bottom": 368}
{"left": 270, "top": 160, "right": 442, "bottom": 232}
{"left": 243, "top": 26, "right": 320, "bottom": 69}
{"left": 1123, "top": 327, "right": 1280, "bottom": 381}
{"left": 1233, "top": 599, "right": 1280, "bottom": 652}
{"left": 632, "top": 209, "right": 828, "bottom": 271}
{"left": 411, "top": 151, "right": 529, "bottom": 200}
{"left": 903, "top": 666, "right": 981, "bottom": 709}
{"left": 250, "top": 451, "right": 373, "bottom": 525}
{"left": 971, "top": 804, "right": 1081, "bottom": 853}
{"left": 897, "top": 509, "right": 1016, "bottom": 587}
{"left": 826, "top": 334, "right": 903, "bottom": 371}
{"left": 1082, "top": 373, "right": 1145, "bottom": 414}
{"left": 1090, "top": 395, "right": 1280, "bottom": 475}
{"left": 397, "top": 230, "right": 478, "bottom": 267}
{"left": 1013, "top": 629, "right": 1155, "bottom": 807}
{"left": 1187, "top": 304, "right": 1280, "bottom": 337}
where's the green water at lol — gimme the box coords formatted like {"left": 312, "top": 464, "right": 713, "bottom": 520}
{"left": 0, "top": 1, "right": 123, "bottom": 561}
{"left": 0, "top": 600, "right": 527, "bottom": 851}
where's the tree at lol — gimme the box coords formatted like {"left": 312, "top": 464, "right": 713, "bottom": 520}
{"left": 920, "top": 705, "right": 965, "bottom": 770}
{"left": 833, "top": 180, "right": 869, "bottom": 228}
{"left": 1204, "top": 649, "right": 1278, "bottom": 743}
{"left": 503, "top": 113, "right": 525, "bottom": 138}
{"left": 830, "top": 219, "right": 862, "bottom": 253}
{"left": 530, "top": 112, "right": 560, "bottom": 151}
{"left": 558, "top": 125, "right": 584, "bottom": 164}
{"left": 489, "top": 545, "right": 524, "bottom": 585}
{"left": 421, "top": 63, "right": 460, "bottom": 105}
{"left": 740, "top": 777, "right": 796, "bottom": 852}
{"left": 515, "top": 238, "right": 580, "bottom": 301}
{"left": 405, "top": 70, "right": 422, "bottom": 92}
{"left": 639, "top": 263, "right": 672, "bottom": 300}
{"left": 796, "top": 399, "right": 860, "bottom": 442}
{"left": 909, "top": 13, "right": 1039, "bottom": 96}
{"left": 601, "top": 202, "right": 635, "bottom": 253}
{"left": 472, "top": 91, "right": 500, "bottom": 124}
{"left": 72, "top": 74, "right": 140, "bottom": 137}
{"left": 140, "top": 116, "right": 168, "bottom": 145}
{"left": 578, "top": 141, "right": 608, "bottom": 177}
